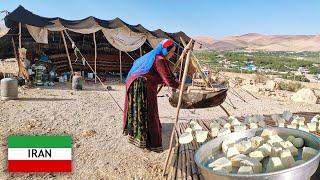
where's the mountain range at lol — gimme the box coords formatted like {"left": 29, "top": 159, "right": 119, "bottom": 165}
{"left": 193, "top": 33, "right": 320, "bottom": 52}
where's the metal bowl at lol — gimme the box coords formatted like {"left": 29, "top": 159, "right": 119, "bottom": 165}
{"left": 194, "top": 128, "right": 320, "bottom": 180}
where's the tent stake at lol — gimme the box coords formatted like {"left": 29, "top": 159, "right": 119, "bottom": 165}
{"left": 163, "top": 40, "right": 194, "bottom": 177}
{"left": 93, "top": 32, "right": 97, "bottom": 83}
{"left": 61, "top": 30, "right": 74, "bottom": 74}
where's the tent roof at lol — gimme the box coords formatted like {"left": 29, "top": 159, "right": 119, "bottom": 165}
{"left": 5, "top": 5, "right": 53, "bottom": 27}
{"left": 4, "top": 5, "right": 191, "bottom": 44}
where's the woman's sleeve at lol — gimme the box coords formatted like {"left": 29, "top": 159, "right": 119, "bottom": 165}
{"left": 154, "top": 56, "right": 179, "bottom": 89}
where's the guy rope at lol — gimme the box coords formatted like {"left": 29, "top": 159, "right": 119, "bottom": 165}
{"left": 63, "top": 30, "right": 124, "bottom": 112}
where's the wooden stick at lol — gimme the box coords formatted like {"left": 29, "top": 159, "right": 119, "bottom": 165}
{"left": 180, "top": 37, "right": 209, "bottom": 87}
{"left": 181, "top": 37, "right": 231, "bottom": 116}
{"left": 157, "top": 40, "right": 193, "bottom": 94}
{"left": 219, "top": 104, "right": 230, "bottom": 117}
{"left": 176, "top": 125, "right": 183, "bottom": 179}
{"left": 19, "top": 22, "right": 21, "bottom": 49}
{"left": 167, "top": 129, "right": 179, "bottom": 180}
{"left": 180, "top": 123, "right": 192, "bottom": 180}
{"left": 61, "top": 31, "right": 74, "bottom": 74}
{"left": 119, "top": 50, "right": 122, "bottom": 82}
{"left": 179, "top": 54, "right": 184, "bottom": 81}
{"left": 139, "top": 47, "right": 142, "bottom": 57}
{"left": 11, "top": 37, "right": 19, "bottom": 75}
{"left": 180, "top": 122, "right": 200, "bottom": 180}
{"left": 162, "top": 40, "right": 194, "bottom": 176}
{"left": 172, "top": 42, "right": 190, "bottom": 71}
{"left": 93, "top": 32, "right": 97, "bottom": 83}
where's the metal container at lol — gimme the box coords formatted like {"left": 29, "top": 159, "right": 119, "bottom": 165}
{"left": 72, "top": 75, "right": 83, "bottom": 90}
{"left": 1, "top": 78, "right": 18, "bottom": 100}
{"left": 194, "top": 128, "right": 320, "bottom": 180}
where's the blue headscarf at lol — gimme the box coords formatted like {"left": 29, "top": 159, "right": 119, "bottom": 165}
{"left": 126, "top": 39, "right": 176, "bottom": 81}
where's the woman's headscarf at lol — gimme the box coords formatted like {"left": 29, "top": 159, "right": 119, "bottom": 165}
{"left": 126, "top": 39, "right": 176, "bottom": 81}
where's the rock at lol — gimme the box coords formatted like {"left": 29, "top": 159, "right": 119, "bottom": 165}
{"left": 314, "top": 89, "right": 320, "bottom": 97}
{"left": 265, "top": 80, "right": 276, "bottom": 91}
{"left": 82, "top": 129, "right": 97, "bottom": 137}
{"left": 291, "top": 88, "right": 319, "bottom": 104}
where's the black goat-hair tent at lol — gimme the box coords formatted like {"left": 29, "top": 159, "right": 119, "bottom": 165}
{"left": 0, "top": 5, "right": 191, "bottom": 74}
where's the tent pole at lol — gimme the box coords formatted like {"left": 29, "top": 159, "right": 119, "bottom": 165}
{"left": 93, "top": 32, "right": 97, "bottom": 84}
{"left": 119, "top": 50, "right": 122, "bottom": 82}
{"left": 18, "top": 22, "right": 21, "bottom": 48}
{"left": 61, "top": 31, "right": 74, "bottom": 74}
{"left": 139, "top": 47, "right": 142, "bottom": 57}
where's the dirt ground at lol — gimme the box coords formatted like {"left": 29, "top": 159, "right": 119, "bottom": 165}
{"left": 0, "top": 81, "right": 319, "bottom": 180}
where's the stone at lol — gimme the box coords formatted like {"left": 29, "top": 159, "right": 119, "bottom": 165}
{"left": 82, "top": 129, "right": 97, "bottom": 137}
{"left": 265, "top": 80, "right": 277, "bottom": 91}
{"left": 291, "top": 88, "right": 319, "bottom": 104}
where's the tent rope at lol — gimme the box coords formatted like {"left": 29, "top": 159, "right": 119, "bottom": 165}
{"left": 63, "top": 30, "right": 124, "bottom": 112}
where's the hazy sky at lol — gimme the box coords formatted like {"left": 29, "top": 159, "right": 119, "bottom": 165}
{"left": 1, "top": 0, "right": 320, "bottom": 39}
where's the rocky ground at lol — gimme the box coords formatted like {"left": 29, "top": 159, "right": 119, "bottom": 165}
{"left": 0, "top": 81, "right": 319, "bottom": 180}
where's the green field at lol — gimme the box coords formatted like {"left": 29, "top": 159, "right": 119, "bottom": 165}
{"left": 194, "top": 50, "right": 320, "bottom": 82}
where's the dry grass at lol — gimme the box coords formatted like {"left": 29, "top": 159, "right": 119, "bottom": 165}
{"left": 278, "top": 81, "right": 303, "bottom": 92}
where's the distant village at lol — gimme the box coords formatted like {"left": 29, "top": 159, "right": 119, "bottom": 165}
{"left": 198, "top": 52, "right": 320, "bottom": 83}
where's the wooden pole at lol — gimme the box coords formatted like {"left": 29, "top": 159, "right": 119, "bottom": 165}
{"left": 11, "top": 37, "right": 19, "bottom": 72}
{"left": 179, "top": 55, "right": 184, "bottom": 81}
{"left": 163, "top": 41, "right": 193, "bottom": 176}
{"left": 157, "top": 40, "right": 193, "bottom": 94}
{"left": 119, "top": 50, "right": 122, "bottom": 82}
{"left": 93, "top": 32, "right": 97, "bottom": 83}
{"left": 139, "top": 47, "right": 142, "bottom": 57}
{"left": 61, "top": 31, "right": 74, "bottom": 74}
{"left": 18, "top": 22, "right": 21, "bottom": 49}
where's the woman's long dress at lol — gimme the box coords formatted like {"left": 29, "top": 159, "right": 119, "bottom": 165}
{"left": 123, "top": 55, "right": 179, "bottom": 152}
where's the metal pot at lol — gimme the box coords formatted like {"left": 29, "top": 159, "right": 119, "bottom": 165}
{"left": 194, "top": 128, "right": 320, "bottom": 180}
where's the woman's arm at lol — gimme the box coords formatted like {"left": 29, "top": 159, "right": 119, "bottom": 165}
{"left": 154, "top": 56, "right": 180, "bottom": 89}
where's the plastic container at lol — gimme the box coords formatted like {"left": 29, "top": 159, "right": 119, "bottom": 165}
{"left": 1, "top": 78, "right": 18, "bottom": 100}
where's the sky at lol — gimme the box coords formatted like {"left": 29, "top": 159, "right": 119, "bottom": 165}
{"left": 1, "top": 0, "right": 320, "bottom": 39}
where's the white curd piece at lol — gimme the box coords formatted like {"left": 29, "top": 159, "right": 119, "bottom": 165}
{"left": 280, "top": 149, "right": 295, "bottom": 168}
{"left": 208, "top": 157, "right": 232, "bottom": 172}
{"left": 249, "top": 151, "right": 265, "bottom": 161}
{"left": 302, "top": 147, "right": 318, "bottom": 161}
{"left": 237, "top": 166, "right": 253, "bottom": 174}
{"left": 179, "top": 132, "right": 193, "bottom": 144}
{"left": 266, "top": 157, "right": 284, "bottom": 172}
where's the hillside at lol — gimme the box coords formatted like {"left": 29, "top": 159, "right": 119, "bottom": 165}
{"left": 194, "top": 33, "right": 320, "bottom": 51}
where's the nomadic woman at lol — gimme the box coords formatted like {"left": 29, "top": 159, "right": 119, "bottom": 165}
{"left": 123, "top": 39, "right": 180, "bottom": 153}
